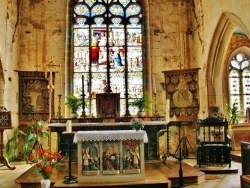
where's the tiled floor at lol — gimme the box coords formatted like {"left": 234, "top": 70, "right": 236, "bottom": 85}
{"left": 0, "top": 159, "right": 242, "bottom": 188}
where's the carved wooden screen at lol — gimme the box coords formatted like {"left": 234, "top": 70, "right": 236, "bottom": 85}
{"left": 18, "top": 71, "right": 55, "bottom": 122}
{"left": 0, "top": 106, "right": 12, "bottom": 130}
{"left": 162, "top": 68, "right": 200, "bottom": 117}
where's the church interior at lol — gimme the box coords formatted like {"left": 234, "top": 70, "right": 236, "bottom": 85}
{"left": 1, "top": 0, "right": 250, "bottom": 187}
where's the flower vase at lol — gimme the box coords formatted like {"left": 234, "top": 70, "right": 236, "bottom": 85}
{"left": 41, "top": 179, "right": 51, "bottom": 188}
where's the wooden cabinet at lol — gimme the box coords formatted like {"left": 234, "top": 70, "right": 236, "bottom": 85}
{"left": 96, "top": 93, "right": 120, "bottom": 118}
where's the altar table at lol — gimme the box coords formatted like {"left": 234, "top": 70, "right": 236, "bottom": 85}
{"left": 74, "top": 130, "right": 148, "bottom": 183}
{"left": 48, "top": 121, "right": 167, "bottom": 161}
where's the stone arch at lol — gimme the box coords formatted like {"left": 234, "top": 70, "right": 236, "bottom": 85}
{"left": 206, "top": 12, "right": 250, "bottom": 112}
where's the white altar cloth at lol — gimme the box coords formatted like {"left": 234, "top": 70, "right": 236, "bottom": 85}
{"left": 73, "top": 130, "right": 148, "bottom": 143}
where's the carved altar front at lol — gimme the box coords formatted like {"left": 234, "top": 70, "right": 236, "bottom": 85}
{"left": 74, "top": 130, "right": 147, "bottom": 183}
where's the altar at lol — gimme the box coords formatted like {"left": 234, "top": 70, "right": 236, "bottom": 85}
{"left": 74, "top": 130, "right": 148, "bottom": 183}
{"left": 48, "top": 120, "right": 167, "bottom": 161}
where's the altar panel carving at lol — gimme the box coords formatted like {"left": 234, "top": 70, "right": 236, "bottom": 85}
{"left": 96, "top": 93, "right": 120, "bottom": 118}
{"left": 162, "top": 68, "right": 200, "bottom": 117}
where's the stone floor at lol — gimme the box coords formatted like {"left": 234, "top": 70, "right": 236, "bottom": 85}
{"left": 0, "top": 159, "right": 242, "bottom": 188}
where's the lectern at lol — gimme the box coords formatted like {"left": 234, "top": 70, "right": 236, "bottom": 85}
{"left": 0, "top": 106, "right": 15, "bottom": 170}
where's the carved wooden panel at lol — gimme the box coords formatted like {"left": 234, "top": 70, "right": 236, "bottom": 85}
{"left": 0, "top": 106, "right": 12, "bottom": 130}
{"left": 18, "top": 71, "right": 55, "bottom": 122}
{"left": 96, "top": 93, "right": 120, "bottom": 118}
{"left": 162, "top": 68, "right": 200, "bottom": 117}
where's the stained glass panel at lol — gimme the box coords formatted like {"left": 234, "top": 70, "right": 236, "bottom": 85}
{"left": 73, "top": 0, "right": 142, "bottom": 116}
{"left": 229, "top": 52, "right": 250, "bottom": 115}
{"left": 243, "top": 69, "right": 250, "bottom": 112}
{"left": 74, "top": 4, "right": 90, "bottom": 16}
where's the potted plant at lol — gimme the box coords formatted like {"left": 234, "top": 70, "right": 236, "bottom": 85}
{"left": 6, "top": 121, "right": 49, "bottom": 162}
{"left": 65, "top": 94, "right": 83, "bottom": 118}
{"left": 130, "top": 92, "right": 152, "bottom": 117}
{"left": 130, "top": 117, "right": 144, "bottom": 131}
{"left": 226, "top": 103, "right": 240, "bottom": 124}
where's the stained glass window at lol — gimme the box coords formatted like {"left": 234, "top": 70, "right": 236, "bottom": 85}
{"left": 229, "top": 53, "right": 250, "bottom": 114}
{"left": 73, "top": 0, "right": 143, "bottom": 116}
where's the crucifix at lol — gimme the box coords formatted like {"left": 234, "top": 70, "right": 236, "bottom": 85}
{"left": 178, "top": 62, "right": 183, "bottom": 69}
{"left": 44, "top": 56, "right": 62, "bottom": 122}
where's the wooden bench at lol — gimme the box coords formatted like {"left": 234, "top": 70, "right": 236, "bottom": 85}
{"left": 241, "top": 141, "right": 250, "bottom": 188}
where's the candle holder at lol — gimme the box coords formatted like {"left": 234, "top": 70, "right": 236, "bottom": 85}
{"left": 153, "top": 93, "right": 159, "bottom": 117}
{"left": 56, "top": 94, "right": 63, "bottom": 119}
{"left": 81, "top": 92, "right": 87, "bottom": 118}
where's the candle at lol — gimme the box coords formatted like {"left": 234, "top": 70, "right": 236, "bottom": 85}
{"left": 66, "top": 120, "right": 72, "bottom": 133}
{"left": 152, "top": 75, "right": 156, "bottom": 94}
{"left": 60, "top": 76, "right": 63, "bottom": 94}
{"left": 166, "top": 99, "right": 170, "bottom": 122}
{"left": 82, "top": 75, "right": 84, "bottom": 93}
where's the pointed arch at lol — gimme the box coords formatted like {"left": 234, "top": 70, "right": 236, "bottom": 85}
{"left": 206, "top": 12, "right": 250, "bottom": 111}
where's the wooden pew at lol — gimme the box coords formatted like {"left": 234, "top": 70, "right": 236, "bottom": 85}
{"left": 240, "top": 141, "right": 250, "bottom": 188}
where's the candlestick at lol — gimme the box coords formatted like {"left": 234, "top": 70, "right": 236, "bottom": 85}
{"left": 81, "top": 75, "right": 87, "bottom": 118}
{"left": 166, "top": 99, "right": 170, "bottom": 122}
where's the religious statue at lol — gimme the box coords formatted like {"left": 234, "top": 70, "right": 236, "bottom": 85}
{"left": 123, "top": 150, "right": 132, "bottom": 170}
{"left": 82, "top": 147, "right": 91, "bottom": 171}
{"left": 103, "top": 149, "right": 112, "bottom": 170}
{"left": 131, "top": 146, "right": 140, "bottom": 168}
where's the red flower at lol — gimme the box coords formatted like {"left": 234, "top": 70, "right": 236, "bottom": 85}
{"left": 44, "top": 165, "right": 53, "bottom": 174}
{"left": 36, "top": 162, "right": 42, "bottom": 168}
{"left": 47, "top": 156, "right": 53, "bottom": 162}
{"left": 28, "top": 154, "right": 34, "bottom": 161}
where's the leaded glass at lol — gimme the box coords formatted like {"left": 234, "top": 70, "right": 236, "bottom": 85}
{"left": 229, "top": 52, "right": 250, "bottom": 115}
{"left": 109, "top": 4, "right": 124, "bottom": 16}
{"left": 73, "top": 0, "right": 142, "bottom": 116}
{"left": 126, "top": 4, "right": 141, "bottom": 17}
{"left": 92, "top": 4, "right": 106, "bottom": 16}
{"left": 74, "top": 4, "right": 90, "bottom": 16}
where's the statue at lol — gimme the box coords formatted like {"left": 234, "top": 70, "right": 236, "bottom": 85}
{"left": 131, "top": 146, "right": 140, "bottom": 168}
{"left": 82, "top": 147, "right": 91, "bottom": 171}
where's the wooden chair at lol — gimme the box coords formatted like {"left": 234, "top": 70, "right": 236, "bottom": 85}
{"left": 196, "top": 117, "right": 232, "bottom": 168}
{"left": 240, "top": 141, "right": 250, "bottom": 188}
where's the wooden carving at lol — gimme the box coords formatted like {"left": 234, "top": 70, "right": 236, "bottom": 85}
{"left": 162, "top": 68, "right": 200, "bottom": 117}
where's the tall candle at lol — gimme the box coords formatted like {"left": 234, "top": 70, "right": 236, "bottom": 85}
{"left": 66, "top": 120, "right": 72, "bottom": 133}
{"left": 60, "top": 76, "right": 63, "bottom": 94}
{"left": 166, "top": 99, "right": 170, "bottom": 122}
{"left": 152, "top": 75, "right": 156, "bottom": 94}
{"left": 82, "top": 75, "right": 84, "bottom": 93}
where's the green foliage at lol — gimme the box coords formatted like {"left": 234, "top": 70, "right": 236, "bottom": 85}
{"left": 130, "top": 117, "right": 144, "bottom": 131}
{"left": 130, "top": 92, "right": 152, "bottom": 111}
{"left": 226, "top": 103, "right": 240, "bottom": 124}
{"left": 65, "top": 94, "right": 83, "bottom": 113}
{"left": 6, "top": 121, "right": 49, "bottom": 162}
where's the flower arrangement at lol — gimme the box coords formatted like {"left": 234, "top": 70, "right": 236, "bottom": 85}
{"left": 28, "top": 149, "right": 63, "bottom": 179}
{"left": 130, "top": 117, "right": 144, "bottom": 131}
